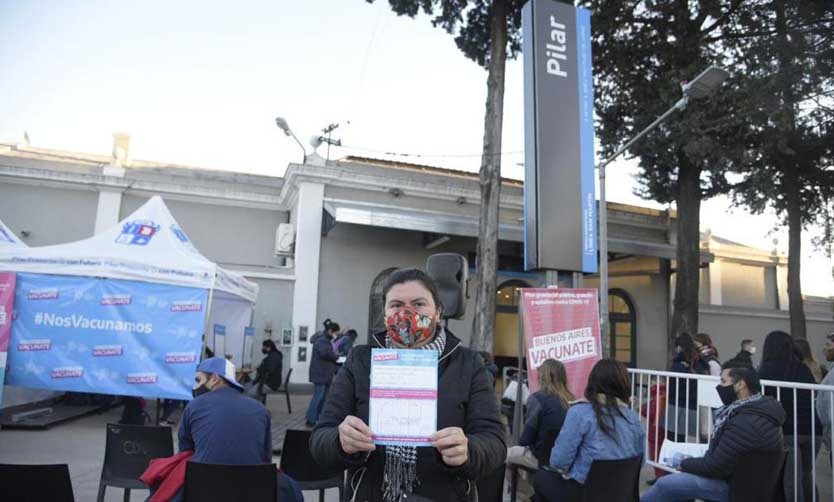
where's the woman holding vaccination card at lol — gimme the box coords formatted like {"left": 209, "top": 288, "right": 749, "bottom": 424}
{"left": 310, "top": 268, "right": 506, "bottom": 502}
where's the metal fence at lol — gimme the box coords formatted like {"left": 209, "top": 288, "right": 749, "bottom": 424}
{"left": 628, "top": 368, "right": 834, "bottom": 502}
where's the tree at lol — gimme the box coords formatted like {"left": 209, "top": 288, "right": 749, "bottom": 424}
{"left": 365, "top": 0, "right": 524, "bottom": 352}
{"left": 583, "top": 0, "right": 747, "bottom": 349}
{"left": 726, "top": 0, "right": 834, "bottom": 338}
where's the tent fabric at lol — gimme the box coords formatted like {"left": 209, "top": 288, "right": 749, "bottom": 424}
{"left": 0, "top": 219, "right": 27, "bottom": 248}
{"left": 0, "top": 197, "right": 258, "bottom": 302}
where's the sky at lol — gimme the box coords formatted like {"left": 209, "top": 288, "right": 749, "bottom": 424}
{"left": 1, "top": 0, "right": 832, "bottom": 296}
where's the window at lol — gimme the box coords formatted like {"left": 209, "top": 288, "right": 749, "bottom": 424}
{"left": 368, "top": 268, "right": 398, "bottom": 337}
{"left": 609, "top": 289, "right": 636, "bottom": 367}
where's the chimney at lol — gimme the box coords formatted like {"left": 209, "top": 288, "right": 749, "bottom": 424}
{"left": 111, "top": 132, "right": 131, "bottom": 167}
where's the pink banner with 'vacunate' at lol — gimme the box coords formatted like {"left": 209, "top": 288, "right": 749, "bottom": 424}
{"left": 521, "top": 288, "right": 601, "bottom": 400}
{"left": 0, "top": 272, "right": 16, "bottom": 404}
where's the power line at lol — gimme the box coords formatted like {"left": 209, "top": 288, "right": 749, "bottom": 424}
{"left": 338, "top": 144, "right": 523, "bottom": 159}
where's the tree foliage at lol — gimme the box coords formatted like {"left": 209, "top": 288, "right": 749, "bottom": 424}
{"left": 370, "top": 0, "right": 524, "bottom": 68}
{"left": 725, "top": 0, "right": 834, "bottom": 337}
{"left": 583, "top": 0, "right": 748, "bottom": 345}
{"left": 365, "top": 0, "right": 527, "bottom": 352}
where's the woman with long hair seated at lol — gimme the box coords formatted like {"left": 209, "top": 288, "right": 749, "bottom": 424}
{"left": 533, "top": 359, "right": 645, "bottom": 502}
{"left": 518, "top": 359, "right": 575, "bottom": 466}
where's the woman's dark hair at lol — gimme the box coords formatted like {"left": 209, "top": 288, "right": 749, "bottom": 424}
{"left": 322, "top": 318, "right": 341, "bottom": 334}
{"left": 762, "top": 330, "right": 800, "bottom": 367}
{"left": 382, "top": 268, "right": 443, "bottom": 312}
{"left": 694, "top": 332, "right": 719, "bottom": 358}
{"left": 584, "top": 359, "right": 631, "bottom": 439}
{"left": 345, "top": 329, "right": 358, "bottom": 338}
{"left": 674, "top": 333, "right": 700, "bottom": 370}
{"left": 793, "top": 338, "right": 815, "bottom": 363}
{"left": 262, "top": 339, "right": 277, "bottom": 352}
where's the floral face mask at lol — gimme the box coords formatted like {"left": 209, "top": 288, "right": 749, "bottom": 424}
{"left": 385, "top": 306, "right": 436, "bottom": 347}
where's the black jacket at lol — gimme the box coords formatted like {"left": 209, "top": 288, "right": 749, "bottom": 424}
{"left": 732, "top": 350, "right": 754, "bottom": 369}
{"left": 309, "top": 330, "right": 507, "bottom": 502}
{"left": 309, "top": 332, "right": 340, "bottom": 384}
{"left": 668, "top": 354, "right": 707, "bottom": 410}
{"left": 680, "top": 396, "right": 785, "bottom": 479}
{"left": 519, "top": 391, "right": 568, "bottom": 465}
{"left": 758, "top": 361, "right": 822, "bottom": 436}
{"left": 255, "top": 350, "right": 283, "bottom": 390}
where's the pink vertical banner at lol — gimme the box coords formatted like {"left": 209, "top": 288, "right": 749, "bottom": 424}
{"left": 521, "top": 288, "right": 601, "bottom": 400}
{"left": 0, "top": 272, "right": 16, "bottom": 404}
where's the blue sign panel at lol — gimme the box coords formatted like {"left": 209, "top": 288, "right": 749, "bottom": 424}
{"left": 6, "top": 273, "right": 207, "bottom": 400}
{"left": 523, "top": 0, "right": 597, "bottom": 273}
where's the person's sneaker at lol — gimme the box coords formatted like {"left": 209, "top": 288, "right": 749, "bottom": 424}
{"left": 305, "top": 420, "right": 316, "bottom": 428}
{"left": 161, "top": 419, "right": 177, "bottom": 426}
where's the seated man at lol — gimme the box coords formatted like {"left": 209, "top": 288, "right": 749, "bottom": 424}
{"left": 162, "top": 357, "right": 301, "bottom": 501}
{"left": 246, "top": 339, "right": 284, "bottom": 402}
{"left": 641, "top": 364, "right": 785, "bottom": 502}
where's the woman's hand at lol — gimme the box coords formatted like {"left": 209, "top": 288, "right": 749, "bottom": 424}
{"left": 338, "top": 415, "right": 376, "bottom": 454}
{"left": 431, "top": 427, "right": 469, "bottom": 466}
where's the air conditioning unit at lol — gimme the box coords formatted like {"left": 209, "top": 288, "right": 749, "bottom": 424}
{"left": 275, "top": 223, "right": 295, "bottom": 256}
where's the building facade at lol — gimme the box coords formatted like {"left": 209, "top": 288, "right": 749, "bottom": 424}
{"left": 1, "top": 136, "right": 831, "bottom": 386}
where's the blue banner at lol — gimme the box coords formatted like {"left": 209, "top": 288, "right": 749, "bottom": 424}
{"left": 6, "top": 273, "right": 208, "bottom": 400}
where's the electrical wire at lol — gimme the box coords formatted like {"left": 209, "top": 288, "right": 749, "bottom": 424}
{"left": 337, "top": 144, "right": 523, "bottom": 159}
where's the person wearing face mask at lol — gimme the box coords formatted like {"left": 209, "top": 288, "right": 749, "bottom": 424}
{"left": 815, "top": 332, "right": 834, "bottom": 465}
{"left": 305, "top": 319, "right": 342, "bottom": 426}
{"left": 641, "top": 363, "right": 785, "bottom": 502}
{"left": 179, "top": 357, "right": 272, "bottom": 465}
{"left": 309, "top": 268, "right": 506, "bottom": 502}
{"left": 246, "top": 339, "right": 284, "bottom": 402}
{"left": 143, "top": 357, "right": 303, "bottom": 502}
{"left": 732, "top": 339, "right": 756, "bottom": 369}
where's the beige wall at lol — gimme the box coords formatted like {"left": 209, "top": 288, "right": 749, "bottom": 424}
{"left": 700, "top": 307, "right": 833, "bottom": 368}
{"left": 585, "top": 271, "right": 670, "bottom": 370}
{"left": 0, "top": 183, "right": 98, "bottom": 245}
{"left": 720, "top": 261, "right": 777, "bottom": 309}
{"left": 121, "top": 195, "right": 288, "bottom": 268}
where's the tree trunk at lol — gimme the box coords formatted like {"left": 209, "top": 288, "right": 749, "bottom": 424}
{"left": 786, "top": 171, "right": 807, "bottom": 338}
{"left": 774, "top": 0, "right": 806, "bottom": 338}
{"left": 470, "top": 0, "right": 507, "bottom": 353}
{"left": 670, "top": 154, "right": 701, "bottom": 342}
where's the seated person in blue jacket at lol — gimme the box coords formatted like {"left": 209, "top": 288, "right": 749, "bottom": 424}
{"left": 533, "top": 359, "right": 645, "bottom": 502}
{"left": 641, "top": 363, "right": 785, "bottom": 502}
{"left": 148, "top": 357, "right": 302, "bottom": 502}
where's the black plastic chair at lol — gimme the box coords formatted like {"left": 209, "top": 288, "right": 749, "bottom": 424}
{"left": 729, "top": 449, "right": 787, "bottom": 502}
{"left": 581, "top": 456, "right": 642, "bottom": 502}
{"left": 184, "top": 461, "right": 277, "bottom": 502}
{"left": 97, "top": 423, "right": 174, "bottom": 502}
{"left": 279, "top": 429, "right": 343, "bottom": 502}
{"left": 0, "top": 463, "right": 75, "bottom": 502}
{"left": 263, "top": 368, "right": 293, "bottom": 414}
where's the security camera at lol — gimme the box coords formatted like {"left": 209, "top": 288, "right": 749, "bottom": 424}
{"left": 310, "top": 136, "right": 324, "bottom": 149}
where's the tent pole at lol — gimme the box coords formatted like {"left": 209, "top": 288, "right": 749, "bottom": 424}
{"left": 200, "top": 288, "right": 215, "bottom": 361}
{"left": 246, "top": 305, "right": 255, "bottom": 368}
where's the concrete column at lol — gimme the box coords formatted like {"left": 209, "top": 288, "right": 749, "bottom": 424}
{"left": 776, "top": 264, "right": 790, "bottom": 311}
{"left": 93, "top": 133, "right": 129, "bottom": 235}
{"left": 708, "top": 260, "right": 723, "bottom": 306}
{"left": 289, "top": 182, "right": 325, "bottom": 383}
{"left": 93, "top": 190, "right": 123, "bottom": 235}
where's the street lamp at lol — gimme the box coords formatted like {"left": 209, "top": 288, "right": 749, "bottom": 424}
{"left": 275, "top": 116, "right": 307, "bottom": 163}
{"left": 597, "top": 65, "right": 729, "bottom": 358}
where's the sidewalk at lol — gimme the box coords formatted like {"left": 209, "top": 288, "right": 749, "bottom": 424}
{"left": 0, "top": 394, "right": 339, "bottom": 502}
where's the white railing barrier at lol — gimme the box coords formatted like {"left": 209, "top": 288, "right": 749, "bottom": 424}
{"left": 628, "top": 368, "right": 834, "bottom": 502}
